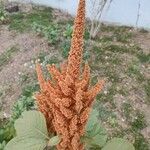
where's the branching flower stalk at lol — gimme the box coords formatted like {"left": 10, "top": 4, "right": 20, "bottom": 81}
{"left": 35, "top": 0, "right": 104, "bottom": 149}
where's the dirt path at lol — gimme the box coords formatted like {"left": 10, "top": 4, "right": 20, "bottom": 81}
{"left": 0, "top": 26, "right": 50, "bottom": 114}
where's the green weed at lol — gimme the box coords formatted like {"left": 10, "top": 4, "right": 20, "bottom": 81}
{"left": 35, "top": 52, "right": 59, "bottom": 65}
{"left": 9, "top": 7, "right": 53, "bottom": 32}
{"left": 43, "top": 55, "right": 60, "bottom": 65}
{"left": 131, "top": 112, "right": 147, "bottom": 132}
{"left": 95, "top": 103, "right": 116, "bottom": 124}
{"left": 127, "top": 64, "right": 145, "bottom": 82}
{"left": 137, "top": 52, "right": 150, "bottom": 63}
{"left": 36, "top": 52, "right": 47, "bottom": 63}
{"left": 22, "top": 84, "right": 39, "bottom": 98}
{"left": 133, "top": 133, "right": 149, "bottom": 150}
{"left": 84, "top": 30, "right": 90, "bottom": 40}
{"left": 0, "top": 3, "right": 9, "bottom": 24}
{"left": 105, "top": 44, "right": 129, "bottom": 53}
{"left": 32, "top": 22, "right": 60, "bottom": 44}
{"left": 113, "top": 31, "right": 133, "bottom": 43}
{"left": 101, "top": 24, "right": 132, "bottom": 33}
{"left": 0, "top": 140, "right": 6, "bottom": 150}
{"left": 0, "top": 82, "right": 38, "bottom": 146}
{"left": 83, "top": 50, "right": 90, "bottom": 60}
{"left": 122, "top": 102, "right": 132, "bottom": 119}
{"left": 93, "top": 46, "right": 105, "bottom": 62}
{"left": 63, "top": 24, "right": 73, "bottom": 38}
{"left": 61, "top": 40, "right": 71, "bottom": 58}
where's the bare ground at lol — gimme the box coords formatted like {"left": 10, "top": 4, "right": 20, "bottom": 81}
{"left": 0, "top": 25, "right": 50, "bottom": 114}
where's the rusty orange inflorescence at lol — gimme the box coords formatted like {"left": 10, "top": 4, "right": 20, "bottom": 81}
{"left": 35, "top": 0, "right": 104, "bottom": 149}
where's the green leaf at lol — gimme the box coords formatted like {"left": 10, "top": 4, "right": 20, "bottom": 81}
{"left": 0, "top": 141, "right": 6, "bottom": 150}
{"left": 5, "top": 111, "right": 49, "bottom": 150}
{"left": 102, "top": 138, "right": 135, "bottom": 150}
{"left": 86, "top": 109, "right": 99, "bottom": 131}
{"left": 48, "top": 136, "right": 61, "bottom": 147}
{"left": 14, "top": 111, "right": 48, "bottom": 139}
{"left": 83, "top": 109, "right": 107, "bottom": 148}
{"left": 4, "top": 136, "right": 47, "bottom": 150}
{"left": 83, "top": 124, "right": 107, "bottom": 148}
{"left": 0, "top": 16, "right": 5, "bottom": 21}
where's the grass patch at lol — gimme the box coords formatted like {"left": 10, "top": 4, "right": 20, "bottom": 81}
{"left": 22, "top": 84, "right": 39, "bottom": 98}
{"left": 100, "top": 24, "right": 133, "bottom": 43}
{"left": 106, "top": 44, "right": 127, "bottom": 53}
{"left": 105, "top": 68, "right": 120, "bottom": 83}
{"left": 39, "top": 52, "right": 48, "bottom": 62}
{"left": 0, "top": 46, "right": 19, "bottom": 70}
{"left": 92, "top": 45, "right": 103, "bottom": 52}
{"left": 137, "top": 52, "right": 150, "bottom": 63}
{"left": 43, "top": 55, "right": 60, "bottom": 65}
{"left": 94, "top": 43, "right": 140, "bottom": 55}
{"left": 9, "top": 7, "right": 53, "bottom": 32}
{"left": 113, "top": 30, "right": 133, "bottom": 43}
{"left": 133, "top": 133, "right": 149, "bottom": 150}
{"left": 122, "top": 102, "right": 133, "bottom": 119}
{"left": 131, "top": 112, "right": 147, "bottom": 132}
{"left": 32, "top": 22, "right": 60, "bottom": 45}
{"left": 127, "top": 64, "right": 145, "bottom": 82}
{"left": 36, "top": 52, "right": 60, "bottom": 65}
{"left": 101, "top": 24, "right": 132, "bottom": 32}
{"left": 61, "top": 40, "right": 71, "bottom": 58}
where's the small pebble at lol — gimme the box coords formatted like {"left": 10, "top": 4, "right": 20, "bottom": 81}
{"left": 24, "top": 63, "right": 27, "bottom": 67}
{"left": 104, "top": 91, "right": 108, "bottom": 95}
{"left": 3, "top": 112, "right": 8, "bottom": 118}
{"left": 30, "top": 65, "right": 33, "bottom": 69}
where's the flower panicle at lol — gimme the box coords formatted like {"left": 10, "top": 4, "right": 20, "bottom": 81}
{"left": 35, "top": 0, "right": 105, "bottom": 149}
{"left": 66, "top": 0, "right": 86, "bottom": 81}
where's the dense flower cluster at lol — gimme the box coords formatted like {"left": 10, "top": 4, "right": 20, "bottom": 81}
{"left": 35, "top": 0, "right": 104, "bottom": 149}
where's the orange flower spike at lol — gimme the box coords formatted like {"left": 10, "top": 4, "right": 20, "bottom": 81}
{"left": 85, "top": 80, "right": 105, "bottom": 107}
{"left": 35, "top": 93, "right": 54, "bottom": 132}
{"left": 35, "top": 0, "right": 105, "bottom": 149}
{"left": 66, "top": 0, "right": 85, "bottom": 80}
{"left": 75, "top": 88, "right": 83, "bottom": 113}
{"left": 76, "top": 63, "right": 90, "bottom": 90}
{"left": 82, "top": 63, "right": 90, "bottom": 81}
{"left": 36, "top": 63, "right": 46, "bottom": 91}
{"left": 69, "top": 115, "right": 78, "bottom": 136}
{"left": 60, "top": 61, "right": 68, "bottom": 78}
{"left": 47, "top": 64, "right": 64, "bottom": 82}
